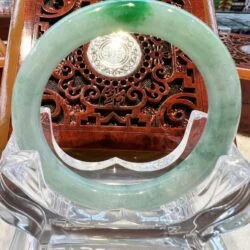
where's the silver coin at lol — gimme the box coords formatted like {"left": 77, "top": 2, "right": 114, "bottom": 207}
{"left": 87, "top": 32, "right": 142, "bottom": 78}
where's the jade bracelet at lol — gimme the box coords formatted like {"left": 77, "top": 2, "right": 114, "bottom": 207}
{"left": 12, "top": 0, "right": 241, "bottom": 210}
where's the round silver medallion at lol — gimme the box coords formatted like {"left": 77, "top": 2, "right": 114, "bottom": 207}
{"left": 87, "top": 32, "right": 142, "bottom": 78}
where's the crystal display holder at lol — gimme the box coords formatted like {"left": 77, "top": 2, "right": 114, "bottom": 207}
{"left": 0, "top": 109, "right": 250, "bottom": 249}
{"left": 1, "top": 1, "right": 248, "bottom": 249}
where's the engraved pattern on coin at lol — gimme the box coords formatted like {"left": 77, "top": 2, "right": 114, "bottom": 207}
{"left": 87, "top": 32, "right": 142, "bottom": 77}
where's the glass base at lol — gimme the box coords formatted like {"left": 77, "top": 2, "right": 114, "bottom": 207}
{"left": 0, "top": 220, "right": 231, "bottom": 250}
{"left": 1, "top": 110, "right": 250, "bottom": 249}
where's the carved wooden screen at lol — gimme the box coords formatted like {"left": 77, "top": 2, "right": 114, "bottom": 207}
{"left": 21, "top": 0, "right": 215, "bottom": 156}
{"left": 219, "top": 32, "right": 250, "bottom": 69}
{"left": 219, "top": 32, "right": 250, "bottom": 135}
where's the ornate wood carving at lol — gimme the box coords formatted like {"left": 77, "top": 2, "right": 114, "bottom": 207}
{"left": 34, "top": 0, "right": 208, "bottom": 154}
{"left": 44, "top": 35, "right": 201, "bottom": 129}
{"left": 219, "top": 32, "right": 250, "bottom": 68}
{"left": 219, "top": 32, "right": 250, "bottom": 135}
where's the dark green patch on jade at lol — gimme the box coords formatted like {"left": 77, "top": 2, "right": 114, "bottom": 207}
{"left": 104, "top": 1, "right": 151, "bottom": 25}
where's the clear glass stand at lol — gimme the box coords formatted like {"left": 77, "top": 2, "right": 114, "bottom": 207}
{"left": 0, "top": 110, "right": 250, "bottom": 249}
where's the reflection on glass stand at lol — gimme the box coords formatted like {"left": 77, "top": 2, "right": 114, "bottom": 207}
{"left": 0, "top": 109, "right": 250, "bottom": 250}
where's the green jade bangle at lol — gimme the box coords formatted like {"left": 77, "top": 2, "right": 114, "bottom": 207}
{"left": 12, "top": 0, "right": 241, "bottom": 210}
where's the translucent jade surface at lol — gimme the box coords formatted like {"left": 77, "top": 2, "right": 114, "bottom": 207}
{"left": 11, "top": 0, "right": 241, "bottom": 210}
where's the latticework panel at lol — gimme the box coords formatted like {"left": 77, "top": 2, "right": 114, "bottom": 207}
{"left": 219, "top": 32, "right": 250, "bottom": 68}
